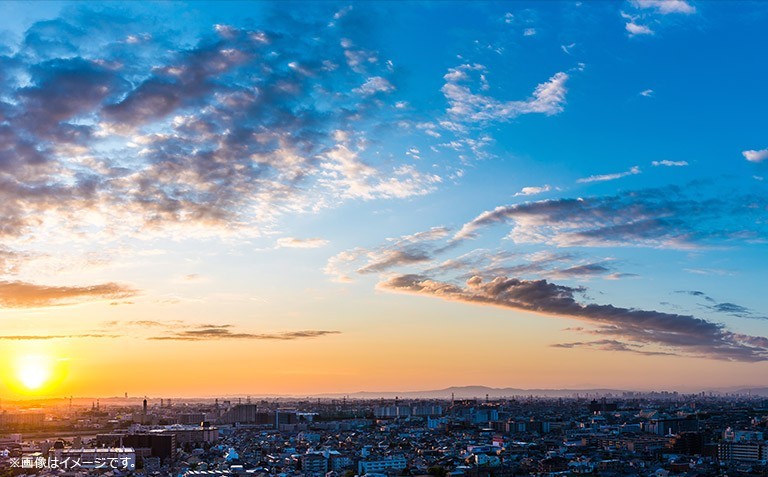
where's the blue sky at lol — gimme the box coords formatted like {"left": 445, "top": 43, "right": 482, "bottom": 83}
{"left": 0, "top": 1, "right": 767, "bottom": 396}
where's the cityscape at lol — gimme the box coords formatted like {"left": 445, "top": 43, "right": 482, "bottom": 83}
{"left": 0, "top": 0, "right": 767, "bottom": 476}
{"left": 1, "top": 390, "right": 768, "bottom": 476}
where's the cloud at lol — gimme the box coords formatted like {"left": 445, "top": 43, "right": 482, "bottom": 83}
{"left": 0, "top": 334, "right": 117, "bottom": 340}
{"left": 0, "top": 281, "right": 137, "bottom": 308}
{"left": 577, "top": 166, "right": 641, "bottom": 183}
{"left": 453, "top": 184, "right": 767, "bottom": 249}
{"left": 676, "top": 290, "right": 767, "bottom": 320}
{"left": 632, "top": 0, "right": 696, "bottom": 15}
{"left": 514, "top": 185, "right": 552, "bottom": 197}
{"left": 442, "top": 64, "right": 568, "bottom": 123}
{"left": 149, "top": 327, "right": 340, "bottom": 341}
{"left": 626, "top": 21, "right": 654, "bottom": 36}
{"left": 325, "top": 226, "right": 451, "bottom": 281}
{"left": 712, "top": 302, "right": 751, "bottom": 315}
{"left": 0, "top": 333, "right": 119, "bottom": 341}
{"left": 378, "top": 274, "right": 768, "bottom": 361}
{"left": 676, "top": 290, "right": 715, "bottom": 302}
{"left": 652, "top": 160, "right": 688, "bottom": 167}
{"left": 357, "top": 249, "right": 432, "bottom": 274}
{"left": 743, "top": 149, "right": 768, "bottom": 163}
{"left": 327, "top": 179, "right": 766, "bottom": 362}
{"left": 551, "top": 339, "right": 677, "bottom": 356}
{"left": 353, "top": 76, "right": 395, "bottom": 96}
{"left": 0, "top": 4, "right": 443, "bottom": 262}
{"left": 623, "top": 1, "right": 696, "bottom": 38}
{"left": 640, "top": 89, "right": 654, "bottom": 97}
{"left": 550, "top": 263, "right": 612, "bottom": 278}
{"left": 319, "top": 137, "right": 442, "bottom": 201}
{"left": 709, "top": 302, "right": 768, "bottom": 321}
{"left": 276, "top": 237, "right": 330, "bottom": 249}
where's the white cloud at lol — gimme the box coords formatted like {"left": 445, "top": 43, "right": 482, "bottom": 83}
{"left": 640, "top": 89, "right": 654, "bottom": 97}
{"left": 632, "top": 0, "right": 696, "bottom": 15}
{"left": 442, "top": 64, "right": 568, "bottom": 123}
{"left": 353, "top": 76, "right": 395, "bottom": 96}
{"left": 561, "top": 43, "right": 576, "bottom": 55}
{"left": 276, "top": 237, "right": 330, "bottom": 249}
{"left": 523, "top": 28, "right": 537, "bottom": 36}
{"left": 652, "top": 160, "right": 688, "bottom": 167}
{"left": 319, "top": 134, "right": 441, "bottom": 200}
{"left": 577, "top": 166, "right": 641, "bottom": 184}
{"left": 514, "top": 185, "right": 552, "bottom": 197}
{"left": 333, "top": 5, "right": 353, "bottom": 20}
{"left": 743, "top": 149, "right": 768, "bottom": 163}
{"left": 626, "top": 21, "right": 654, "bottom": 36}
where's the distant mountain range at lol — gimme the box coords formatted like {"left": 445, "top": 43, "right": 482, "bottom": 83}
{"left": 314, "top": 385, "right": 632, "bottom": 399}
{"left": 734, "top": 387, "right": 768, "bottom": 397}
{"left": 314, "top": 385, "right": 768, "bottom": 400}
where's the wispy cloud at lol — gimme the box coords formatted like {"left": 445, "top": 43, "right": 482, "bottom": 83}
{"left": 325, "top": 226, "right": 450, "bottom": 281}
{"left": 676, "top": 290, "right": 767, "bottom": 321}
{"left": 453, "top": 185, "right": 768, "bottom": 248}
{"left": 0, "top": 281, "right": 136, "bottom": 308}
{"left": 623, "top": 0, "right": 696, "bottom": 38}
{"left": 632, "top": 0, "right": 696, "bottom": 15}
{"left": 652, "top": 160, "right": 688, "bottom": 167}
{"left": 276, "top": 237, "right": 330, "bottom": 249}
{"left": 514, "top": 185, "right": 553, "bottom": 197}
{"left": 552, "top": 339, "right": 677, "bottom": 356}
{"left": 0, "top": 334, "right": 117, "bottom": 340}
{"left": 149, "top": 326, "right": 340, "bottom": 341}
{"left": 577, "top": 166, "right": 641, "bottom": 184}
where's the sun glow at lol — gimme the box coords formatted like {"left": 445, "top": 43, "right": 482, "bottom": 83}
{"left": 15, "top": 355, "right": 53, "bottom": 391}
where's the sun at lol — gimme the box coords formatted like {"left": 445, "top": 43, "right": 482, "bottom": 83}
{"left": 15, "top": 355, "right": 53, "bottom": 391}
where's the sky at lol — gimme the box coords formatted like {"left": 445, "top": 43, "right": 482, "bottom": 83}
{"left": 0, "top": 0, "right": 767, "bottom": 399}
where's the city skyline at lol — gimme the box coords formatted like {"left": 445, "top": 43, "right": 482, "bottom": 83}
{"left": 0, "top": 1, "right": 767, "bottom": 399}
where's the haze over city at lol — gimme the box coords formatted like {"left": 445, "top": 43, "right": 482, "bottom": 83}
{"left": 0, "top": 0, "right": 767, "bottom": 400}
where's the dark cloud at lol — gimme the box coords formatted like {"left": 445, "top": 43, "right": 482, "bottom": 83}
{"left": 0, "top": 281, "right": 137, "bottom": 308}
{"left": 149, "top": 327, "right": 340, "bottom": 341}
{"left": 713, "top": 302, "right": 750, "bottom": 315}
{"left": 545, "top": 262, "right": 614, "bottom": 280}
{"left": 378, "top": 274, "right": 768, "bottom": 362}
{"left": 710, "top": 302, "right": 767, "bottom": 321}
{"left": 551, "top": 339, "right": 677, "bottom": 356}
{"left": 676, "top": 290, "right": 767, "bottom": 320}
{"left": 453, "top": 185, "right": 768, "bottom": 249}
{"left": 21, "top": 18, "right": 86, "bottom": 61}
{"left": 19, "top": 57, "right": 128, "bottom": 138}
